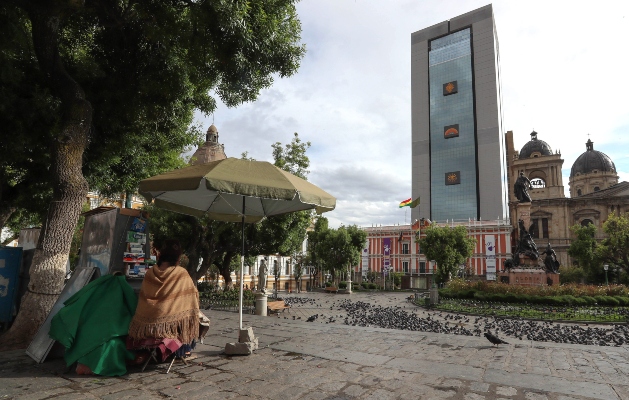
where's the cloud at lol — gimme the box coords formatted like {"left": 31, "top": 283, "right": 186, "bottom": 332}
{"left": 192, "top": 0, "right": 629, "bottom": 228}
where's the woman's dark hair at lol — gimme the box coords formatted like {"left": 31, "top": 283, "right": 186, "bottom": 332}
{"left": 157, "top": 239, "right": 182, "bottom": 265}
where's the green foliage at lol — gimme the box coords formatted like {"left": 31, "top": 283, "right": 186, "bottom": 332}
{"left": 307, "top": 217, "right": 366, "bottom": 282}
{"left": 568, "top": 223, "right": 601, "bottom": 282}
{"left": 597, "top": 213, "right": 629, "bottom": 275}
{"left": 368, "top": 283, "right": 377, "bottom": 290}
{"left": 272, "top": 133, "right": 310, "bottom": 179}
{"left": 559, "top": 265, "right": 586, "bottom": 284}
{"left": 418, "top": 225, "right": 476, "bottom": 284}
{"left": 0, "top": 0, "right": 306, "bottom": 242}
{"left": 442, "top": 279, "right": 629, "bottom": 307}
{"left": 365, "top": 271, "right": 378, "bottom": 283}
{"left": 338, "top": 281, "right": 347, "bottom": 289}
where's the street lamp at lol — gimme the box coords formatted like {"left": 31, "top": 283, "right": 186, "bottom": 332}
{"left": 604, "top": 264, "right": 609, "bottom": 286}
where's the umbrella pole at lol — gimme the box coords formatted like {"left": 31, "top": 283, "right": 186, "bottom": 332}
{"left": 239, "top": 197, "right": 245, "bottom": 331}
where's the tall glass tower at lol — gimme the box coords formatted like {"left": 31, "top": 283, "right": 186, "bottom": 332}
{"left": 411, "top": 4, "right": 508, "bottom": 222}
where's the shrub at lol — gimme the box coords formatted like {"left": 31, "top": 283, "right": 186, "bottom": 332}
{"left": 614, "top": 296, "right": 629, "bottom": 306}
{"left": 595, "top": 296, "right": 620, "bottom": 306}
{"left": 339, "top": 281, "right": 347, "bottom": 289}
{"left": 581, "top": 296, "right": 597, "bottom": 305}
{"left": 368, "top": 283, "right": 377, "bottom": 290}
{"left": 325, "top": 281, "right": 333, "bottom": 287}
{"left": 361, "top": 282, "right": 369, "bottom": 289}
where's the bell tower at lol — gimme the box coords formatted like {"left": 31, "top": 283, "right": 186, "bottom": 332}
{"left": 189, "top": 124, "right": 227, "bottom": 165}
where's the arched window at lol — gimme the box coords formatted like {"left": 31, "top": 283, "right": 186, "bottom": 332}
{"left": 594, "top": 186, "right": 600, "bottom": 192}
{"left": 581, "top": 219, "right": 594, "bottom": 227}
{"left": 530, "top": 178, "right": 546, "bottom": 188}
{"left": 577, "top": 189, "right": 582, "bottom": 196}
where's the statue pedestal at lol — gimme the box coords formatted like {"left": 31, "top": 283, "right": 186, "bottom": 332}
{"left": 255, "top": 293, "right": 268, "bottom": 316}
{"left": 516, "top": 202, "right": 532, "bottom": 228}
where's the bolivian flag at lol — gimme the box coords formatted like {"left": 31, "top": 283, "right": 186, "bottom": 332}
{"left": 399, "top": 198, "right": 412, "bottom": 208}
{"left": 399, "top": 197, "right": 420, "bottom": 208}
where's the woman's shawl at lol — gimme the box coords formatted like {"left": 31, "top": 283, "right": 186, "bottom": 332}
{"left": 49, "top": 274, "right": 138, "bottom": 376}
{"left": 128, "top": 265, "right": 199, "bottom": 344}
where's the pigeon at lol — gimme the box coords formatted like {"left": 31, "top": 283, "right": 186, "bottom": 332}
{"left": 485, "top": 331, "right": 509, "bottom": 346}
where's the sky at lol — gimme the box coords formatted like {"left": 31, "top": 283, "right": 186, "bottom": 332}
{"left": 192, "top": 0, "right": 629, "bottom": 229}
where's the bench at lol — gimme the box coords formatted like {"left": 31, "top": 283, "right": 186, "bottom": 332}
{"left": 267, "top": 301, "right": 290, "bottom": 315}
{"left": 324, "top": 286, "right": 338, "bottom": 293}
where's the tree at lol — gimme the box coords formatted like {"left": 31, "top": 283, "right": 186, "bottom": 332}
{"left": 306, "top": 216, "right": 329, "bottom": 288}
{"left": 596, "top": 212, "right": 629, "bottom": 275}
{"left": 1, "top": 0, "right": 305, "bottom": 348}
{"left": 567, "top": 223, "right": 601, "bottom": 283}
{"left": 312, "top": 224, "right": 366, "bottom": 283}
{"left": 418, "top": 224, "right": 476, "bottom": 284}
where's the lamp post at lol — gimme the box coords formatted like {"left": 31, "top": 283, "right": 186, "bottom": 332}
{"left": 604, "top": 264, "right": 609, "bottom": 286}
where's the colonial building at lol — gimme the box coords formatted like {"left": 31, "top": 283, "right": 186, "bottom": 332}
{"left": 506, "top": 131, "right": 628, "bottom": 267}
{"left": 357, "top": 219, "right": 512, "bottom": 289}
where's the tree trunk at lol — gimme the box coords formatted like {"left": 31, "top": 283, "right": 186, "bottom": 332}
{"left": 0, "top": 4, "right": 91, "bottom": 350}
{"left": 218, "top": 251, "right": 235, "bottom": 288}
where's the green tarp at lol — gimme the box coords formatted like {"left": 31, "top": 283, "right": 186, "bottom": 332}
{"left": 49, "top": 274, "right": 138, "bottom": 376}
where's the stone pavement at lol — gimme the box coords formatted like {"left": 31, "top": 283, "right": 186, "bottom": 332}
{"left": 1, "top": 292, "right": 628, "bottom": 400}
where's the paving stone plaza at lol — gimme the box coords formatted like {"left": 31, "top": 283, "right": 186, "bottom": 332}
{"left": 1, "top": 292, "right": 628, "bottom": 400}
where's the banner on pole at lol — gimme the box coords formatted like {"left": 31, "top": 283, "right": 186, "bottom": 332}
{"left": 361, "top": 240, "right": 369, "bottom": 274}
{"left": 485, "top": 235, "right": 496, "bottom": 281}
{"left": 383, "top": 238, "right": 391, "bottom": 275}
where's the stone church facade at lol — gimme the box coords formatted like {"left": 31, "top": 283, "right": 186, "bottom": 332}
{"left": 505, "top": 131, "right": 629, "bottom": 268}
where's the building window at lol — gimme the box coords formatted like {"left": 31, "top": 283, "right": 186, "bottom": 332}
{"left": 531, "top": 218, "right": 548, "bottom": 239}
{"left": 577, "top": 189, "right": 582, "bottom": 196}
{"left": 594, "top": 186, "right": 600, "bottom": 192}
{"left": 402, "top": 243, "right": 409, "bottom": 254}
{"left": 541, "top": 218, "right": 549, "bottom": 239}
{"left": 581, "top": 219, "right": 594, "bottom": 227}
{"left": 403, "top": 261, "right": 409, "bottom": 273}
{"left": 530, "top": 178, "right": 545, "bottom": 188}
{"left": 420, "top": 262, "right": 426, "bottom": 273}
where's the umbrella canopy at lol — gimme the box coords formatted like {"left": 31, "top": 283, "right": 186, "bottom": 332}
{"left": 139, "top": 158, "right": 336, "bottom": 223}
{"left": 139, "top": 157, "right": 336, "bottom": 336}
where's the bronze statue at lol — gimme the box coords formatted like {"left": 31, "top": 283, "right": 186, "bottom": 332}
{"left": 517, "top": 219, "right": 539, "bottom": 259}
{"left": 541, "top": 243, "right": 560, "bottom": 273}
{"left": 514, "top": 172, "right": 532, "bottom": 203}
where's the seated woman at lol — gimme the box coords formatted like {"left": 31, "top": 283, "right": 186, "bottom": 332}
{"left": 128, "top": 239, "right": 199, "bottom": 361}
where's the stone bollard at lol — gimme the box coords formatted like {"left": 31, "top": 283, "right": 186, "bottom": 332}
{"left": 255, "top": 293, "right": 268, "bottom": 316}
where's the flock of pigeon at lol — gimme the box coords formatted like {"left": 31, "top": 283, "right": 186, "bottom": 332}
{"left": 282, "top": 296, "right": 629, "bottom": 347}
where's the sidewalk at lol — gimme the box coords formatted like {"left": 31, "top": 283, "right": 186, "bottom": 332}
{"left": 1, "top": 292, "right": 628, "bottom": 399}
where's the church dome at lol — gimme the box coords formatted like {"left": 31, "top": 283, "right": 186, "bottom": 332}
{"left": 570, "top": 139, "right": 615, "bottom": 178}
{"left": 519, "top": 131, "right": 553, "bottom": 158}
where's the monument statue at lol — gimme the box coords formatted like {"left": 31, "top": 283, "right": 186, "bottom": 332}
{"left": 514, "top": 172, "right": 532, "bottom": 203}
{"left": 518, "top": 219, "right": 539, "bottom": 259}
{"left": 258, "top": 259, "right": 268, "bottom": 293}
{"left": 541, "top": 243, "right": 560, "bottom": 273}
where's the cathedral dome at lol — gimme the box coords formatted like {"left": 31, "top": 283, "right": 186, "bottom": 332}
{"left": 519, "top": 131, "right": 553, "bottom": 158}
{"left": 570, "top": 139, "right": 615, "bottom": 178}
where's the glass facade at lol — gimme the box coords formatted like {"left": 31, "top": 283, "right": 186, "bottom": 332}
{"left": 429, "top": 28, "right": 477, "bottom": 221}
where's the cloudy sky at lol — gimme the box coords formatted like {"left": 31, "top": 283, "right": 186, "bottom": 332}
{"left": 193, "top": 0, "right": 629, "bottom": 229}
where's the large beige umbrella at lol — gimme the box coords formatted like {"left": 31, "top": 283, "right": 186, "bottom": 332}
{"left": 139, "top": 158, "right": 336, "bottom": 332}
